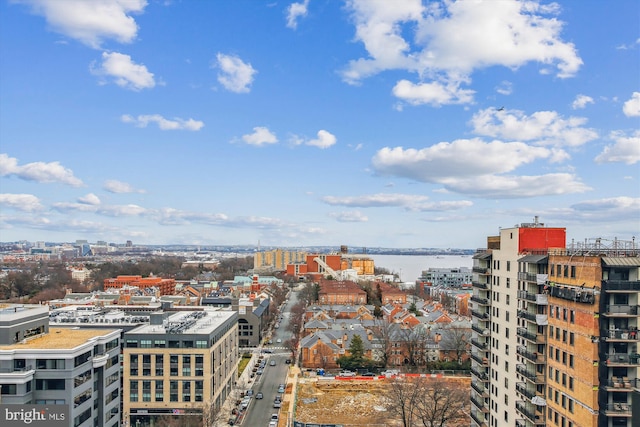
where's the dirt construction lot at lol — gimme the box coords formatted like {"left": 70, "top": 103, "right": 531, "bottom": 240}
{"left": 295, "top": 378, "right": 397, "bottom": 426}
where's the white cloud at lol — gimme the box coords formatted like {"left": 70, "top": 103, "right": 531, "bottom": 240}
{"left": 241, "top": 127, "right": 278, "bottom": 146}
{"left": 569, "top": 197, "right": 640, "bottom": 222}
{"left": 371, "top": 139, "right": 591, "bottom": 198}
{"left": 91, "top": 52, "right": 155, "bottom": 91}
{"left": 323, "top": 193, "right": 430, "bottom": 208}
{"left": 595, "top": 130, "right": 640, "bottom": 165}
{"left": 121, "top": 114, "right": 204, "bottom": 131}
{"left": 0, "top": 153, "right": 84, "bottom": 187}
{"left": 0, "top": 193, "right": 43, "bottom": 211}
{"left": 306, "top": 130, "right": 337, "bottom": 149}
{"left": 571, "top": 94, "right": 594, "bottom": 110}
{"left": 392, "top": 79, "right": 475, "bottom": 107}
{"left": 323, "top": 193, "right": 472, "bottom": 212}
{"left": 622, "top": 92, "right": 640, "bottom": 117}
{"left": 286, "top": 0, "right": 309, "bottom": 29}
{"left": 215, "top": 53, "right": 257, "bottom": 93}
{"left": 495, "top": 81, "right": 513, "bottom": 96}
{"left": 343, "top": 0, "right": 582, "bottom": 106}
{"left": 470, "top": 108, "right": 598, "bottom": 148}
{"left": 14, "top": 0, "right": 147, "bottom": 48}
{"left": 103, "top": 180, "right": 145, "bottom": 194}
{"left": 78, "top": 193, "right": 101, "bottom": 205}
{"left": 328, "top": 211, "right": 368, "bottom": 222}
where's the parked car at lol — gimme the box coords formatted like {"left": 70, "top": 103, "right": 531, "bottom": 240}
{"left": 339, "top": 370, "right": 356, "bottom": 377}
{"left": 245, "top": 389, "right": 253, "bottom": 397}
{"left": 256, "top": 369, "right": 263, "bottom": 375}
{"left": 278, "top": 384, "right": 285, "bottom": 393}
{"left": 361, "top": 372, "right": 376, "bottom": 377}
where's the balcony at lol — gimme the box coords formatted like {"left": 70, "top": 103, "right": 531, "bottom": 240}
{"left": 515, "top": 420, "right": 526, "bottom": 427}
{"left": 517, "top": 364, "right": 545, "bottom": 384}
{"left": 471, "top": 296, "right": 490, "bottom": 306}
{"left": 470, "top": 409, "right": 488, "bottom": 427}
{"left": 471, "top": 309, "right": 489, "bottom": 320}
{"left": 471, "top": 353, "right": 489, "bottom": 366}
{"left": 603, "top": 305, "right": 640, "bottom": 317}
{"left": 471, "top": 381, "right": 489, "bottom": 397}
{"left": 548, "top": 285, "right": 595, "bottom": 304}
{"left": 472, "top": 324, "right": 490, "bottom": 336}
{"left": 517, "top": 327, "right": 543, "bottom": 343}
{"left": 604, "top": 280, "right": 640, "bottom": 292}
{"left": 516, "top": 382, "right": 536, "bottom": 400}
{"left": 516, "top": 401, "right": 545, "bottom": 425}
{"left": 601, "top": 328, "right": 639, "bottom": 341}
{"left": 518, "top": 290, "right": 548, "bottom": 305}
{"left": 604, "top": 353, "right": 640, "bottom": 366}
{"left": 472, "top": 267, "right": 489, "bottom": 275}
{"left": 603, "top": 377, "right": 634, "bottom": 391}
{"left": 517, "top": 310, "right": 548, "bottom": 326}
{"left": 471, "top": 395, "right": 488, "bottom": 412}
{"left": 472, "top": 281, "right": 489, "bottom": 290}
{"left": 471, "top": 339, "right": 488, "bottom": 350}
{"left": 517, "top": 346, "right": 545, "bottom": 363}
{"left": 471, "top": 367, "right": 489, "bottom": 382}
{"left": 603, "top": 402, "right": 632, "bottom": 417}
{"left": 518, "top": 272, "right": 539, "bottom": 282}
{"left": 92, "top": 354, "right": 109, "bottom": 368}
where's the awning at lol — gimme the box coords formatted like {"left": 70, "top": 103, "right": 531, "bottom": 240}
{"left": 518, "top": 254, "right": 547, "bottom": 263}
{"left": 603, "top": 257, "right": 640, "bottom": 267}
{"left": 473, "top": 252, "right": 492, "bottom": 260}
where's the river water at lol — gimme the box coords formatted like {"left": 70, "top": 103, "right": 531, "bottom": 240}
{"left": 369, "top": 254, "right": 473, "bottom": 283}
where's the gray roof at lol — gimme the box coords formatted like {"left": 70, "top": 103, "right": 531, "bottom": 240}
{"left": 603, "top": 257, "right": 640, "bottom": 267}
{"left": 518, "top": 254, "right": 548, "bottom": 263}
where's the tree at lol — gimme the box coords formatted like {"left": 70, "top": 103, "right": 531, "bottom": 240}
{"left": 438, "top": 326, "right": 470, "bottom": 364}
{"left": 385, "top": 378, "right": 422, "bottom": 427}
{"left": 399, "top": 327, "right": 431, "bottom": 371}
{"left": 371, "top": 319, "right": 396, "bottom": 368}
{"left": 413, "top": 379, "right": 469, "bottom": 427}
{"left": 314, "top": 342, "right": 335, "bottom": 369}
{"left": 349, "top": 334, "right": 365, "bottom": 360}
{"left": 385, "top": 378, "right": 469, "bottom": 427}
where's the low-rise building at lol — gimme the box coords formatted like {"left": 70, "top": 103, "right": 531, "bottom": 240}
{"left": 0, "top": 304, "right": 122, "bottom": 427}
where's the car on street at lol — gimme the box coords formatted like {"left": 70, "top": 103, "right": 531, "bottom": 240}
{"left": 285, "top": 358, "right": 291, "bottom": 364}
{"left": 276, "top": 338, "right": 282, "bottom": 343}
{"left": 361, "top": 372, "right": 377, "bottom": 377}
{"left": 270, "top": 360, "right": 276, "bottom": 366}
{"left": 278, "top": 384, "right": 285, "bottom": 393}
{"left": 269, "top": 413, "right": 279, "bottom": 426}
{"left": 339, "top": 370, "right": 356, "bottom": 377}
{"left": 256, "top": 392, "right": 263, "bottom": 399}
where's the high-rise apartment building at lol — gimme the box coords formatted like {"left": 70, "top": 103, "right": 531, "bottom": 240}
{"left": 0, "top": 304, "right": 122, "bottom": 427}
{"left": 123, "top": 308, "right": 238, "bottom": 427}
{"left": 470, "top": 220, "right": 639, "bottom": 427}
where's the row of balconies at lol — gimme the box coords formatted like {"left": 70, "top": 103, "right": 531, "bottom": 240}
{"left": 471, "top": 353, "right": 489, "bottom": 366}
{"left": 472, "top": 281, "right": 489, "bottom": 290}
{"left": 603, "top": 402, "right": 632, "bottom": 416}
{"left": 471, "top": 381, "right": 489, "bottom": 397}
{"left": 604, "top": 280, "right": 640, "bottom": 291}
{"left": 548, "top": 285, "right": 596, "bottom": 304}
{"left": 470, "top": 394, "right": 488, "bottom": 413}
{"left": 471, "top": 339, "right": 488, "bottom": 350}
{"left": 517, "top": 327, "right": 544, "bottom": 343}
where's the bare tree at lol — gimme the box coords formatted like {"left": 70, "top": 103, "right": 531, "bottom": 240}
{"left": 438, "top": 326, "right": 470, "bottom": 363}
{"left": 413, "top": 378, "right": 469, "bottom": 427}
{"left": 400, "top": 327, "right": 430, "bottom": 371}
{"left": 314, "top": 342, "right": 335, "bottom": 369}
{"left": 385, "top": 378, "right": 469, "bottom": 427}
{"left": 385, "top": 378, "right": 422, "bottom": 427}
{"left": 371, "top": 319, "right": 396, "bottom": 368}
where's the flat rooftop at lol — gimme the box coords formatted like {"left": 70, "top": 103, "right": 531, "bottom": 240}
{"left": 0, "top": 327, "right": 118, "bottom": 350}
{"left": 129, "top": 309, "right": 235, "bottom": 335}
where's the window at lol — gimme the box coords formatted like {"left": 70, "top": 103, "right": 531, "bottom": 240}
{"left": 142, "top": 381, "right": 151, "bottom": 402}
{"left": 569, "top": 354, "right": 574, "bottom": 368}
{"left": 130, "top": 381, "right": 138, "bottom": 402}
{"left": 37, "top": 358, "right": 65, "bottom": 369}
{"left": 570, "top": 310, "right": 575, "bottom": 323}
{"left": 196, "top": 340, "right": 207, "bottom": 348}
{"left": 183, "top": 381, "right": 191, "bottom": 402}
{"left": 569, "top": 377, "right": 573, "bottom": 390}
{"left": 155, "top": 380, "right": 164, "bottom": 402}
{"left": 506, "top": 295, "right": 510, "bottom": 305}
{"left": 156, "top": 355, "right": 164, "bottom": 376}
{"left": 570, "top": 266, "right": 576, "bottom": 278}
{"left": 170, "top": 381, "right": 178, "bottom": 402}
{"left": 74, "top": 351, "right": 91, "bottom": 367}
{"left": 569, "top": 332, "right": 574, "bottom": 346}
{"left": 506, "top": 277, "right": 510, "bottom": 288}
{"left": 506, "top": 261, "right": 511, "bottom": 271}
{"left": 140, "top": 340, "right": 152, "bottom": 348}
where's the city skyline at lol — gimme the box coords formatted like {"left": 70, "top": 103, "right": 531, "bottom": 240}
{"left": 1, "top": 0, "right": 639, "bottom": 249}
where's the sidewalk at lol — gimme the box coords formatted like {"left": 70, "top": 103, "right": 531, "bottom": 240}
{"left": 214, "top": 351, "right": 259, "bottom": 427}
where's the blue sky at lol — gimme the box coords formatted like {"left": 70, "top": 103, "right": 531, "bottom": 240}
{"left": 1, "top": 0, "right": 638, "bottom": 249}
